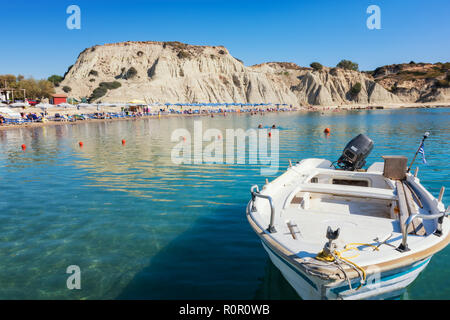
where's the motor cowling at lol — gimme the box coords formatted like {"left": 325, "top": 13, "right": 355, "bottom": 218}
{"left": 336, "top": 134, "right": 373, "bottom": 171}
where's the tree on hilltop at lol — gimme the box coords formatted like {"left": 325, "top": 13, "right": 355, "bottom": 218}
{"left": 48, "top": 75, "right": 63, "bottom": 87}
{"left": 337, "top": 60, "right": 359, "bottom": 71}
{"left": 310, "top": 62, "right": 323, "bottom": 71}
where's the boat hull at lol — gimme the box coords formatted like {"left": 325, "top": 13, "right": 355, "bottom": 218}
{"left": 261, "top": 239, "right": 431, "bottom": 300}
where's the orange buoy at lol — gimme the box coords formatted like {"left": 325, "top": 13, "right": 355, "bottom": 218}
{"left": 79, "top": 141, "right": 83, "bottom": 147}
{"left": 21, "top": 144, "right": 26, "bottom": 150}
{"left": 324, "top": 128, "right": 331, "bottom": 134}
{"left": 122, "top": 139, "right": 126, "bottom": 145}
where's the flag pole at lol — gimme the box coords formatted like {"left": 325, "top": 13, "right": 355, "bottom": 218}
{"left": 407, "top": 132, "right": 430, "bottom": 173}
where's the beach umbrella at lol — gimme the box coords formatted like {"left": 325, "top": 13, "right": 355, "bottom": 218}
{"left": 77, "top": 103, "right": 93, "bottom": 108}
{"left": 99, "top": 103, "right": 119, "bottom": 107}
{"left": 129, "top": 99, "right": 146, "bottom": 104}
{"left": 57, "top": 103, "right": 76, "bottom": 108}
{"left": 36, "top": 103, "right": 54, "bottom": 109}
{"left": 0, "top": 107, "right": 21, "bottom": 118}
{"left": 9, "top": 102, "right": 29, "bottom": 108}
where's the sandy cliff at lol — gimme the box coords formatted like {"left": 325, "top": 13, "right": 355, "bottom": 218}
{"left": 58, "top": 41, "right": 448, "bottom": 106}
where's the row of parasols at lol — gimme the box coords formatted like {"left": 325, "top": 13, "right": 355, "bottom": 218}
{"left": 1, "top": 101, "right": 290, "bottom": 109}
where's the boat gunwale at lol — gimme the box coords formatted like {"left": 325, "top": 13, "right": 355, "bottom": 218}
{"left": 246, "top": 200, "right": 450, "bottom": 283}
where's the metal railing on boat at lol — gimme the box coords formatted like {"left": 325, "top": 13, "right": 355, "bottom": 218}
{"left": 399, "top": 207, "right": 450, "bottom": 252}
{"left": 251, "top": 185, "right": 276, "bottom": 233}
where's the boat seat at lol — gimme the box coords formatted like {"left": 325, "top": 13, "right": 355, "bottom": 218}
{"left": 299, "top": 183, "right": 397, "bottom": 201}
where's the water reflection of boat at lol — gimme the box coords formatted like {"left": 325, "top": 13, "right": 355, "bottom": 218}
{"left": 253, "top": 260, "right": 301, "bottom": 300}
{"left": 247, "top": 134, "right": 449, "bottom": 300}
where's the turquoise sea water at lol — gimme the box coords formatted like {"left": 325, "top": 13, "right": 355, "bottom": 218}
{"left": 0, "top": 108, "right": 449, "bottom": 300}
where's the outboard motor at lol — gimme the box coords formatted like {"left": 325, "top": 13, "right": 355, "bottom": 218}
{"left": 336, "top": 134, "right": 373, "bottom": 171}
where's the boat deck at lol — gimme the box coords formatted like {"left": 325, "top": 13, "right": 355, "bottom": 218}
{"left": 249, "top": 159, "right": 448, "bottom": 269}
{"left": 276, "top": 207, "right": 402, "bottom": 260}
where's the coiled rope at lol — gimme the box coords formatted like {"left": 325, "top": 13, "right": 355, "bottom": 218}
{"left": 316, "top": 243, "right": 379, "bottom": 291}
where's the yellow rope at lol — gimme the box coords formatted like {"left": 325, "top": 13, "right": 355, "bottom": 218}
{"left": 315, "top": 243, "right": 379, "bottom": 290}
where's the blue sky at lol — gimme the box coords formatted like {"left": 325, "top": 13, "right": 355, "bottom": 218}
{"left": 1, "top": 0, "right": 449, "bottom": 79}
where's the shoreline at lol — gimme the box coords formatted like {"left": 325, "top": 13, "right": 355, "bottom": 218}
{"left": 1, "top": 102, "right": 449, "bottom": 132}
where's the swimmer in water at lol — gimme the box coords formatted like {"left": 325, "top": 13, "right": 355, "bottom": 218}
{"left": 272, "top": 124, "right": 276, "bottom": 129}
{"left": 258, "top": 124, "right": 263, "bottom": 129}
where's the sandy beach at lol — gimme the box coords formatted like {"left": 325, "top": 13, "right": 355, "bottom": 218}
{"left": 1, "top": 101, "right": 449, "bottom": 132}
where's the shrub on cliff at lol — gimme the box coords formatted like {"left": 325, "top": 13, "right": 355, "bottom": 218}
{"left": 48, "top": 75, "right": 63, "bottom": 87}
{"left": 164, "top": 41, "right": 188, "bottom": 50}
{"left": 99, "top": 81, "right": 121, "bottom": 90}
{"left": 177, "top": 51, "right": 191, "bottom": 59}
{"left": 88, "top": 81, "right": 121, "bottom": 102}
{"left": 310, "top": 62, "right": 323, "bottom": 71}
{"left": 89, "top": 86, "right": 107, "bottom": 102}
{"left": 337, "top": 60, "right": 359, "bottom": 71}
{"left": 124, "top": 67, "right": 138, "bottom": 79}
{"left": 62, "top": 86, "right": 72, "bottom": 93}
{"left": 89, "top": 70, "right": 98, "bottom": 77}
{"left": 350, "top": 82, "right": 362, "bottom": 96}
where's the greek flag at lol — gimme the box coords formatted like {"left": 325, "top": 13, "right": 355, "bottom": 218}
{"left": 418, "top": 143, "right": 427, "bottom": 164}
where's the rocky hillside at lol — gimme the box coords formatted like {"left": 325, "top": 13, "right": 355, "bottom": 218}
{"left": 369, "top": 62, "right": 450, "bottom": 103}
{"left": 58, "top": 41, "right": 448, "bottom": 106}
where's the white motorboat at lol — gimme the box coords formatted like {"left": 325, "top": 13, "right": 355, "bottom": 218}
{"left": 247, "top": 134, "right": 449, "bottom": 300}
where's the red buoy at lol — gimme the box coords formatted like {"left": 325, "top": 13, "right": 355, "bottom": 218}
{"left": 21, "top": 144, "right": 26, "bottom": 150}
{"left": 268, "top": 132, "right": 272, "bottom": 137}
{"left": 79, "top": 141, "right": 83, "bottom": 147}
{"left": 122, "top": 139, "right": 126, "bottom": 145}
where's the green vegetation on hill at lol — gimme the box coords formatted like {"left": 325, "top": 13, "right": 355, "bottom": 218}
{"left": 373, "top": 62, "right": 450, "bottom": 86}
{"left": 88, "top": 81, "right": 122, "bottom": 102}
{"left": 310, "top": 62, "right": 323, "bottom": 71}
{"left": 337, "top": 59, "right": 359, "bottom": 71}
{"left": 99, "top": 81, "right": 121, "bottom": 90}
{"left": 0, "top": 74, "right": 55, "bottom": 100}
{"left": 48, "top": 75, "right": 63, "bottom": 87}
{"left": 350, "top": 82, "right": 362, "bottom": 97}
{"left": 125, "top": 67, "right": 137, "bottom": 79}
{"left": 89, "top": 86, "right": 107, "bottom": 102}
{"left": 177, "top": 51, "right": 191, "bottom": 59}
{"left": 163, "top": 41, "right": 189, "bottom": 50}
